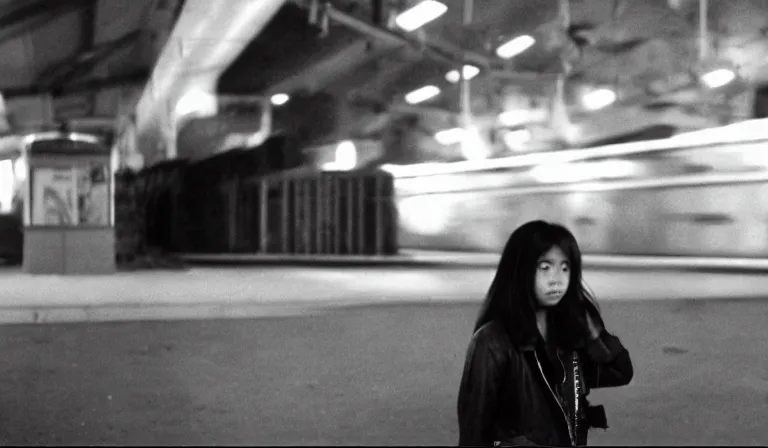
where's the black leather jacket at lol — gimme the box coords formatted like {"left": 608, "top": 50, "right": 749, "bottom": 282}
{"left": 457, "top": 320, "right": 634, "bottom": 447}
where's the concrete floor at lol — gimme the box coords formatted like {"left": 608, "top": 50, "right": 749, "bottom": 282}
{"left": 0, "top": 299, "right": 765, "bottom": 446}
{"left": 3, "top": 265, "right": 768, "bottom": 325}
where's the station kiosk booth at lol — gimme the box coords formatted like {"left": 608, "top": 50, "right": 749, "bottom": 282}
{"left": 21, "top": 132, "right": 115, "bottom": 274}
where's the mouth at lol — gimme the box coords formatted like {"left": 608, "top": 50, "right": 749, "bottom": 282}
{"left": 547, "top": 291, "right": 564, "bottom": 297}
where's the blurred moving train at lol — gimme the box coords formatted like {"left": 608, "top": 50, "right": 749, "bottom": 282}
{"left": 387, "top": 118, "right": 768, "bottom": 258}
{"left": 3, "top": 119, "right": 768, "bottom": 263}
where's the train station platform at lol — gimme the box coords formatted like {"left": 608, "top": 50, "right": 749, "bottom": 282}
{"left": 1, "top": 259, "right": 768, "bottom": 325}
{"left": 1, "top": 257, "right": 766, "bottom": 445}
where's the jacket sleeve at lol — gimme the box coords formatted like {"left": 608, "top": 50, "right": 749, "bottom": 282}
{"left": 582, "top": 329, "right": 634, "bottom": 389}
{"left": 457, "top": 332, "right": 504, "bottom": 447}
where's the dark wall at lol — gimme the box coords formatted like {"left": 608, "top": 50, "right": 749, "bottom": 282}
{"left": 754, "top": 84, "right": 768, "bottom": 118}
{"left": 270, "top": 91, "right": 343, "bottom": 150}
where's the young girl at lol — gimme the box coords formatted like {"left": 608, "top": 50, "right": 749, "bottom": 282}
{"left": 457, "top": 220, "right": 634, "bottom": 447}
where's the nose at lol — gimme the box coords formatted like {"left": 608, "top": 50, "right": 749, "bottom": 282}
{"left": 549, "top": 270, "right": 567, "bottom": 286}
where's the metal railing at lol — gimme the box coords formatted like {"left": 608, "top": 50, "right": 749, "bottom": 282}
{"left": 211, "top": 169, "right": 397, "bottom": 256}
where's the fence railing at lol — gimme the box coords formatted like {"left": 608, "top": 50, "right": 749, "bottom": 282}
{"left": 229, "top": 170, "right": 397, "bottom": 255}
{"left": 115, "top": 161, "right": 398, "bottom": 263}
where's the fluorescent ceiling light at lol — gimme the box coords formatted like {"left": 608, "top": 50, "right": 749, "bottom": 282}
{"left": 503, "top": 129, "right": 532, "bottom": 150}
{"left": 395, "top": 0, "right": 448, "bottom": 32}
{"left": 434, "top": 127, "right": 491, "bottom": 160}
{"left": 434, "top": 127, "right": 464, "bottom": 145}
{"left": 496, "top": 35, "right": 535, "bottom": 59}
{"left": 405, "top": 85, "right": 441, "bottom": 104}
{"left": 446, "top": 65, "right": 480, "bottom": 83}
{"left": 582, "top": 88, "right": 616, "bottom": 111}
{"left": 461, "top": 127, "right": 490, "bottom": 161}
{"left": 323, "top": 140, "right": 358, "bottom": 171}
{"left": 700, "top": 68, "right": 736, "bottom": 89}
{"left": 271, "top": 93, "right": 290, "bottom": 106}
{"left": 499, "top": 110, "right": 528, "bottom": 127}
{"left": 335, "top": 140, "right": 357, "bottom": 170}
{"left": 175, "top": 88, "right": 217, "bottom": 118}
{"left": 498, "top": 109, "right": 548, "bottom": 127}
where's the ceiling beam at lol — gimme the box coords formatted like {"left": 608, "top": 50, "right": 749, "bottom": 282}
{"left": 80, "top": 1, "right": 97, "bottom": 52}
{"left": 3, "top": 69, "right": 149, "bottom": 99}
{"left": 288, "top": 0, "right": 531, "bottom": 93}
{"left": 269, "top": 39, "right": 403, "bottom": 95}
{"left": 36, "top": 30, "right": 143, "bottom": 89}
{"left": 291, "top": 0, "right": 460, "bottom": 66}
{"left": 0, "top": 0, "right": 98, "bottom": 46}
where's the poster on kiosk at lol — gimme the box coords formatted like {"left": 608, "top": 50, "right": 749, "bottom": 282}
{"left": 23, "top": 132, "right": 115, "bottom": 275}
{"left": 77, "top": 163, "right": 110, "bottom": 226}
{"left": 31, "top": 166, "right": 78, "bottom": 226}
{"left": 30, "top": 163, "right": 110, "bottom": 227}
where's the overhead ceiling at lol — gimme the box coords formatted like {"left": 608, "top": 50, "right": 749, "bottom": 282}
{"left": 218, "top": 0, "right": 768, "bottom": 151}
{"left": 2, "top": 0, "right": 764, "bottom": 163}
{"left": 0, "top": 0, "right": 183, "bottom": 132}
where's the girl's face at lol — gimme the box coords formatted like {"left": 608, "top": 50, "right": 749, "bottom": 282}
{"left": 534, "top": 245, "right": 571, "bottom": 308}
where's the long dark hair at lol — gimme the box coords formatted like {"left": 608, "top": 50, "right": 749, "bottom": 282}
{"left": 474, "top": 220, "right": 602, "bottom": 349}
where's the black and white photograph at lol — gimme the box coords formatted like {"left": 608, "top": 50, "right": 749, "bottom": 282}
{"left": 0, "top": 0, "right": 767, "bottom": 445}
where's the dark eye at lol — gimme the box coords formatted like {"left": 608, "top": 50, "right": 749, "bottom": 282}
{"left": 538, "top": 262, "right": 550, "bottom": 271}
{"left": 562, "top": 264, "right": 570, "bottom": 272}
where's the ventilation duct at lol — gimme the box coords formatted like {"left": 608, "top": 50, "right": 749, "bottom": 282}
{"left": 135, "top": 0, "right": 286, "bottom": 162}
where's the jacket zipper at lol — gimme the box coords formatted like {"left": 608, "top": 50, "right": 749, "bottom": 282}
{"left": 566, "top": 352, "right": 582, "bottom": 444}
{"left": 534, "top": 351, "right": 575, "bottom": 446}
